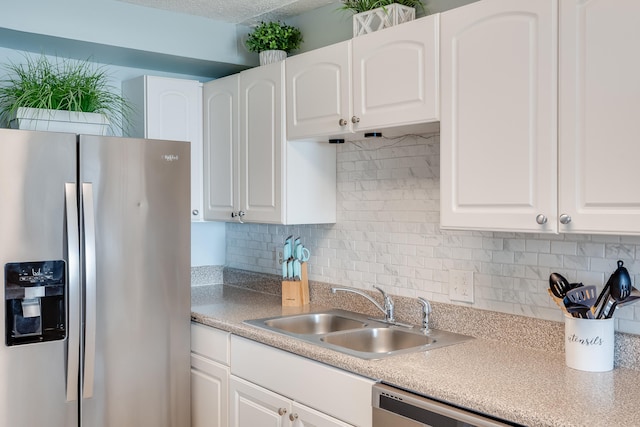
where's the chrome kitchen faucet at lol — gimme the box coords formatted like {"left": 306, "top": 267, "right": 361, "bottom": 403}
{"left": 330, "top": 286, "right": 395, "bottom": 324}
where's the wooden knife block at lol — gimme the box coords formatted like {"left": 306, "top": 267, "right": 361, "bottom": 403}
{"left": 282, "top": 262, "right": 309, "bottom": 307}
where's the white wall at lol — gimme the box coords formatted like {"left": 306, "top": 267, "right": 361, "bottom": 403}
{"left": 0, "top": 0, "right": 252, "bottom": 67}
{"left": 226, "top": 135, "right": 640, "bottom": 335}
{"left": 192, "top": 222, "right": 226, "bottom": 266}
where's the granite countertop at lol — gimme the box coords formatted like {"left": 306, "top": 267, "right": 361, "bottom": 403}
{"left": 191, "top": 282, "right": 640, "bottom": 427}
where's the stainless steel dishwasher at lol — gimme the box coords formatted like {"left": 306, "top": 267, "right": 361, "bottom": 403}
{"left": 372, "top": 383, "right": 523, "bottom": 427}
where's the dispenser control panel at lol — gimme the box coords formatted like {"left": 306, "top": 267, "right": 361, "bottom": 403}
{"left": 4, "top": 260, "right": 66, "bottom": 346}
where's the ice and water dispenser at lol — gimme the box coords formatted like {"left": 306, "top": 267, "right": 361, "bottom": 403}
{"left": 4, "top": 260, "right": 66, "bottom": 346}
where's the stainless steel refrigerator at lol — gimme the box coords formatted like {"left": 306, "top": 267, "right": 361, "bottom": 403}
{"left": 0, "top": 128, "right": 191, "bottom": 426}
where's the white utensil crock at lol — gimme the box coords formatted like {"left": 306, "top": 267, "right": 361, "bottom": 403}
{"left": 564, "top": 315, "right": 614, "bottom": 372}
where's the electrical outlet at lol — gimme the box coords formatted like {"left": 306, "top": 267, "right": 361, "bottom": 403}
{"left": 449, "top": 270, "right": 474, "bottom": 303}
{"left": 275, "top": 250, "right": 283, "bottom": 266}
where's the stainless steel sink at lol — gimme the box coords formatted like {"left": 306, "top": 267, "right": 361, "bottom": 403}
{"left": 264, "top": 313, "right": 367, "bottom": 334}
{"left": 245, "top": 309, "right": 472, "bottom": 360}
{"left": 320, "top": 327, "right": 433, "bottom": 353}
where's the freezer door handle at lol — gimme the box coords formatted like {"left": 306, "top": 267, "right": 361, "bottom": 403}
{"left": 65, "top": 183, "right": 80, "bottom": 402}
{"left": 82, "top": 183, "right": 97, "bottom": 399}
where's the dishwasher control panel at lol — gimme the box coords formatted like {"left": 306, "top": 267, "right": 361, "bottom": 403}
{"left": 372, "top": 383, "right": 523, "bottom": 427}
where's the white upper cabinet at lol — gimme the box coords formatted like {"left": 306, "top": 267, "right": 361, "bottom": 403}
{"left": 441, "top": 0, "right": 640, "bottom": 235}
{"left": 203, "top": 63, "right": 336, "bottom": 225}
{"left": 286, "top": 14, "right": 439, "bottom": 141}
{"left": 203, "top": 75, "right": 239, "bottom": 222}
{"left": 558, "top": 0, "right": 640, "bottom": 235}
{"left": 440, "top": 0, "right": 558, "bottom": 232}
{"left": 286, "top": 41, "right": 351, "bottom": 141}
{"left": 240, "top": 62, "right": 284, "bottom": 224}
{"left": 352, "top": 14, "right": 439, "bottom": 133}
{"left": 122, "top": 76, "right": 204, "bottom": 221}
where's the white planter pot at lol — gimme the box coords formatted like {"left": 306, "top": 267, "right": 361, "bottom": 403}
{"left": 9, "top": 107, "right": 109, "bottom": 135}
{"left": 259, "top": 50, "right": 287, "bottom": 66}
{"left": 353, "top": 3, "right": 416, "bottom": 37}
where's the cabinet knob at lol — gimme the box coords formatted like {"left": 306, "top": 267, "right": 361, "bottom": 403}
{"left": 192, "top": 209, "right": 199, "bottom": 216}
{"left": 338, "top": 118, "right": 348, "bottom": 126}
{"left": 351, "top": 116, "right": 360, "bottom": 124}
{"left": 231, "top": 211, "right": 245, "bottom": 223}
{"left": 277, "top": 407, "right": 287, "bottom": 416}
{"left": 289, "top": 413, "right": 298, "bottom": 421}
{"left": 535, "top": 214, "right": 548, "bottom": 225}
{"left": 559, "top": 214, "right": 572, "bottom": 225}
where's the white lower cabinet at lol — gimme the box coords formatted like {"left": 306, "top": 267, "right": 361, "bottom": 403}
{"left": 230, "top": 376, "right": 353, "bottom": 427}
{"left": 292, "top": 402, "right": 355, "bottom": 427}
{"left": 191, "top": 354, "right": 229, "bottom": 427}
{"left": 190, "top": 323, "right": 230, "bottom": 427}
{"left": 230, "top": 335, "right": 374, "bottom": 427}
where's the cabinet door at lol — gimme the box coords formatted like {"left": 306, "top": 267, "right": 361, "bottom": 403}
{"left": 352, "top": 15, "right": 439, "bottom": 132}
{"left": 230, "top": 376, "right": 289, "bottom": 427}
{"left": 440, "top": 0, "right": 558, "bottom": 232}
{"left": 145, "top": 76, "right": 204, "bottom": 221}
{"left": 231, "top": 336, "right": 373, "bottom": 427}
{"left": 286, "top": 41, "right": 352, "bottom": 140}
{"left": 291, "top": 403, "right": 354, "bottom": 427}
{"left": 239, "top": 62, "right": 284, "bottom": 224}
{"left": 191, "top": 354, "right": 229, "bottom": 427}
{"left": 558, "top": 0, "right": 640, "bottom": 235}
{"left": 203, "top": 75, "right": 240, "bottom": 221}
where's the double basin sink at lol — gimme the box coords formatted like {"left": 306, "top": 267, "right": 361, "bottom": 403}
{"left": 245, "top": 309, "right": 471, "bottom": 360}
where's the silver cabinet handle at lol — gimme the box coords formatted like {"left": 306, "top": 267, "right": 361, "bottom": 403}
{"left": 339, "top": 118, "right": 348, "bottom": 126}
{"left": 351, "top": 116, "right": 360, "bottom": 124}
{"left": 536, "top": 214, "right": 548, "bottom": 225}
{"left": 64, "top": 183, "right": 80, "bottom": 402}
{"left": 192, "top": 209, "right": 199, "bottom": 216}
{"left": 277, "top": 407, "right": 287, "bottom": 416}
{"left": 559, "top": 214, "right": 572, "bottom": 224}
{"left": 289, "top": 413, "right": 299, "bottom": 421}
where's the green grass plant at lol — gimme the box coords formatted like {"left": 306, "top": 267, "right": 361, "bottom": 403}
{"left": 0, "top": 54, "right": 131, "bottom": 133}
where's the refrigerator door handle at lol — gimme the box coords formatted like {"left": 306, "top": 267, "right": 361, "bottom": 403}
{"left": 65, "top": 183, "right": 81, "bottom": 402}
{"left": 82, "top": 183, "right": 97, "bottom": 399}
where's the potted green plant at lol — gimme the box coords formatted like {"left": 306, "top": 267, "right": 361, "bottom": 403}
{"left": 339, "top": 0, "right": 427, "bottom": 36}
{"left": 0, "top": 54, "right": 132, "bottom": 135}
{"left": 245, "top": 21, "right": 303, "bottom": 66}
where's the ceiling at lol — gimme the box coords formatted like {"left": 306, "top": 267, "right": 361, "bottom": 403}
{"left": 115, "top": 0, "right": 337, "bottom": 25}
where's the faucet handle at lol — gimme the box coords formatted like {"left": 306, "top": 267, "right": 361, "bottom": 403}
{"left": 417, "top": 297, "right": 432, "bottom": 331}
{"left": 374, "top": 286, "right": 395, "bottom": 323}
{"left": 374, "top": 286, "right": 393, "bottom": 306}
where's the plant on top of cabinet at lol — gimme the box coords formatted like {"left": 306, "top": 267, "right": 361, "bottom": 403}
{"left": 339, "top": 0, "right": 426, "bottom": 14}
{"left": 245, "top": 21, "right": 303, "bottom": 66}
{"left": 339, "top": 0, "right": 427, "bottom": 36}
{"left": 0, "top": 54, "right": 131, "bottom": 135}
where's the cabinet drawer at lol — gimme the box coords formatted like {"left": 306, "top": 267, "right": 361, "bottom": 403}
{"left": 230, "top": 335, "right": 374, "bottom": 427}
{"left": 191, "top": 322, "right": 230, "bottom": 365}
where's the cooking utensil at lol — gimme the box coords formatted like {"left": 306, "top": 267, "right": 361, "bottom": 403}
{"left": 604, "top": 273, "right": 631, "bottom": 319}
{"left": 565, "top": 285, "right": 597, "bottom": 319}
{"left": 598, "top": 260, "right": 632, "bottom": 319}
{"left": 549, "top": 272, "right": 572, "bottom": 299}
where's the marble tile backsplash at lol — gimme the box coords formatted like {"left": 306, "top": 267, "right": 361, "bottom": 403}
{"left": 226, "top": 134, "right": 640, "bottom": 335}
